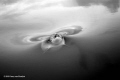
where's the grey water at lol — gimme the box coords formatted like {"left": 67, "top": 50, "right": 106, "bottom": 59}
{"left": 0, "top": 0, "right": 120, "bottom": 80}
{"left": 0, "top": 30, "right": 120, "bottom": 80}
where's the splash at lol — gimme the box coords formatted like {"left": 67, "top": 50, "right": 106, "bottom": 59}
{"left": 22, "top": 25, "right": 83, "bottom": 53}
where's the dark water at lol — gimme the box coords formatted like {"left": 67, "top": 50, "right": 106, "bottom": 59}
{"left": 0, "top": 29, "right": 120, "bottom": 80}
{"left": 0, "top": 1, "right": 120, "bottom": 79}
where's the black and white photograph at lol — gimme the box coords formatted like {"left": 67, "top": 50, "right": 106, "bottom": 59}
{"left": 0, "top": 0, "right": 120, "bottom": 80}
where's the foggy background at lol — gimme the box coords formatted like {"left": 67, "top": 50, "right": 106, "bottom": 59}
{"left": 0, "top": 0, "right": 120, "bottom": 80}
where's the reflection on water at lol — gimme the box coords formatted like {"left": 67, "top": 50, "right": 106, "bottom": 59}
{"left": 0, "top": 2, "right": 120, "bottom": 80}
{"left": 0, "top": 24, "right": 120, "bottom": 80}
